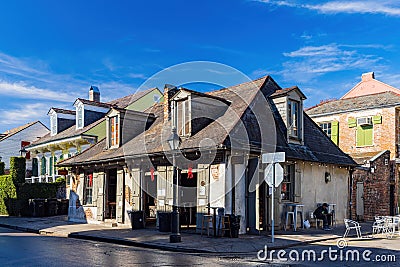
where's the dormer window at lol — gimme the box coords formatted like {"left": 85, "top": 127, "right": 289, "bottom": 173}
{"left": 176, "top": 99, "right": 190, "bottom": 136}
{"left": 50, "top": 114, "right": 57, "bottom": 136}
{"left": 288, "top": 99, "right": 300, "bottom": 138}
{"left": 77, "top": 104, "right": 84, "bottom": 129}
{"left": 109, "top": 115, "right": 119, "bottom": 147}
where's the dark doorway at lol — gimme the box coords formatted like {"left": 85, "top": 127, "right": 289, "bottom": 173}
{"left": 179, "top": 172, "right": 197, "bottom": 226}
{"left": 105, "top": 168, "right": 117, "bottom": 219}
{"left": 144, "top": 173, "right": 157, "bottom": 225}
{"left": 390, "top": 184, "right": 395, "bottom": 216}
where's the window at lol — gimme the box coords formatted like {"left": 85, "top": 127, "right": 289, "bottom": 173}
{"left": 50, "top": 114, "right": 57, "bottom": 135}
{"left": 176, "top": 99, "right": 190, "bottom": 136}
{"left": 77, "top": 104, "right": 83, "bottom": 129}
{"left": 288, "top": 100, "right": 300, "bottom": 138}
{"left": 110, "top": 115, "right": 119, "bottom": 147}
{"left": 319, "top": 122, "right": 332, "bottom": 138}
{"left": 83, "top": 173, "right": 93, "bottom": 205}
{"left": 281, "top": 164, "right": 295, "bottom": 202}
{"left": 356, "top": 125, "right": 373, "bottom": 146}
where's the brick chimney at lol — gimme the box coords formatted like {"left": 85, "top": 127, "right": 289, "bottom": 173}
{"left": 361, "top": 72, "right": 375, "bottom": 82}
{"left": 163, "top": 84, "right": 178, "bottom": 122}
{"left": 89, "top": 86, "right": 100, "bottom": 102}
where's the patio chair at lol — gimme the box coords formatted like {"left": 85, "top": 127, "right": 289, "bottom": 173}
{"left": 343, "top": 219, "right": 362, "bottom": 238}
{"left": 372, "top": 217, "right": 386, "bottom": 236}
{"left": 383, "top": 216, "right": 397, "bottom": 239}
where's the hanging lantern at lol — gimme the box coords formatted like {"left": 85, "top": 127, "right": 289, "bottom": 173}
{"left": 150, "top": 167, "right": 155, "bottom": 181}
{"left": 188, "top": 165, "right": 193, "bottom": 179}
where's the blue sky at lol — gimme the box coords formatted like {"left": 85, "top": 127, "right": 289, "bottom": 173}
{"left": 1, "top": 0, "right": 400, "bottom": 133}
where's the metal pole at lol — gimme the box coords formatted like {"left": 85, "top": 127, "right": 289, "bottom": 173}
{"left": 170, "top": 152, "right": 181, "bottom": 243}
{"left": 271, "top": 162, "right": 275, "bottom": 243}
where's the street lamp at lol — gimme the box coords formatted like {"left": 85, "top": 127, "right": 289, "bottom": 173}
{"left": 20, "top": 147, "right": 27, "bottom": 158}
{"left": 166, "top": 127, "right": 181, "bottom": 243}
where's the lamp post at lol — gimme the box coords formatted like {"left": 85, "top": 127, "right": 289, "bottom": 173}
{"left": 20, "top": 147, "right": 27, "bottom": 158}
{"left": 167, "top": 127, "right": 181, "bottom": 243}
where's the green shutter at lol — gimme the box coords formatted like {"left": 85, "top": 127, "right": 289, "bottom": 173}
{"left": 41, "top": 157, "right": 46, "bottom": 175}
{"left": 331, "top": 121, "right": 339, "bottom": 145}
{"left": 364, "top": 125, "right": 373, "bottom": 145}
{"left": 49, "top": 156, "right": 53, "bottom": 175}
{"left": 348, "top": 118, "right": 357, "bottom": 128}
{"left": 373, "top": 115, "right": 382, "bottom": 124}
{"left": 32, "top": 158, "right": 38, "bottom": 177}
{"left": 356, "top": 125, "right": 373, "bottom": 146}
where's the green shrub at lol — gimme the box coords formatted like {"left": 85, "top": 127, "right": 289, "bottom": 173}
{"left": 0, "top": 162, "right": 4, "bottom": 175}
{"left": 9, "top": 157, "right": 26, "bottom": 183}
{"left": 55, "top": 176, "right": 66, "bottom": 183}
{"left": 0, "top": 175, "right": 17, "bottom": 215}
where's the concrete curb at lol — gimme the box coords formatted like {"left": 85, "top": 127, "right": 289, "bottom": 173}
{"left": 0, "top": 222, "right": 371, "bottom": 254}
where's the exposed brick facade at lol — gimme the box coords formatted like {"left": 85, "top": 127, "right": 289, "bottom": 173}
{"left": 351, "top": 151, "right": 395, "bottom": 221}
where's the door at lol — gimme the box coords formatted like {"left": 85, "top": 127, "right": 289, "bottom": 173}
{"left": 179, "top": 172, "right": 197, "bottom": 226}
{"left": 105, "top": 169, "right": 117, "bottom": 219}
{"left": 356, "top": 182, "right": 364, "bottom": 218}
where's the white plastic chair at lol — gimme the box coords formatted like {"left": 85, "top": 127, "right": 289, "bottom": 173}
{"left": 372, "top": 217, "right": 386, "bottom": 236}
{"left": 343, "top": 219, "right": 362, "bottom": 238}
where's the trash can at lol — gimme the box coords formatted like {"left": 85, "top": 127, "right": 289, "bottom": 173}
{"left": 45, "top": 198, "right": 58, "bottom": 216}
{"left": 29, "top": 199, "right": 45, "bottom": 217}
{"left": 228, "top": 214, "right": 241, "bottom": 238}
{"left": 57, "top": 199, "right": 69, "bottom": 215}
{"left": 157, "top": 212, "right": 171, "bottom": 232}
{"left": 128, "top": 210, "right": 145, "bottom": 229}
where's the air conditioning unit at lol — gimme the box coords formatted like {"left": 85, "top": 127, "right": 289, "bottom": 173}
{"left": 357, "top": 117, "right": 372, "bottom": 126}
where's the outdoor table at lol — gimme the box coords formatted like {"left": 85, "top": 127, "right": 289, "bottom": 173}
{"left": 285, "top": 203, "right": 304, "bottom": 231}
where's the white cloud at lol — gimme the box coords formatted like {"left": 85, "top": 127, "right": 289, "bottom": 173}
{"left": 278, "top": 43, "right": 382, "bottom": 82}
{"left": 256, "top": 0, "right": 400, "bottom": 16}
{"left": 0, "top": 103, "right": 50, "bottom": 126}
{"left": 0, "top": 81, "right": 74, "bottom": 102}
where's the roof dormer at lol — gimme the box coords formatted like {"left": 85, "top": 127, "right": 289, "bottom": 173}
{"left": 106, "top": 107, "right": 155, "bottom": 149}
{"left": 47, "top": 108, "right": 75, "bottom": 136}
{"left": 270, "top": 86, "right": 306, "bottom": 144}
{"left": 73, "top": 98, "right": 111, "bottom": 130}
{"left": 170, "top": 87, "right": 230, "bottom": 137}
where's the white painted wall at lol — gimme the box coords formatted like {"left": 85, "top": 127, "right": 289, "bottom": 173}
{"left": 0, "top": 122, "right": 49, "bottom": 170}
{"left": 234, "top": 163, "right": 247, "bottom": 234}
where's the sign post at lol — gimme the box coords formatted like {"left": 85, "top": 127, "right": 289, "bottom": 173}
{"left": 262, "top": 152, "right": 285, "bottom": 243}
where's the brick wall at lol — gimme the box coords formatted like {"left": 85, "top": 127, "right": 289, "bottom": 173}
{"left": 351, "top": 151, "right": 396, "bottom": 221}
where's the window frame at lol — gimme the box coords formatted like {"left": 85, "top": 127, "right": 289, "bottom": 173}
{"left": 50, "top": 114, "right": 57, "bottom": 136}
{"left": 288, "top": 100, "right": 300, "bottom": 138}
{"left": 176, "top": 99, "right": 191, "bottom": 137}
{"left": 281, "top": 164, "right": 295, "bottom": 202}
{"left": 83, "top": 172, "right": 93, "bottom": 205}
{"left": 319, "top": 122, "right": 332, "bottom": 138}
{"left": 77, "top": 103, "right": 84, "bottom": 129}
{"left": 109, "top": 115, "right": 120, "bottom": 148}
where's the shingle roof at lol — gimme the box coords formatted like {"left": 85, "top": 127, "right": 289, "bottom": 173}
{"left": 59, "top": 76, "right": 355, "bottom": 167}
{"left": 48, "top": 108, "right": 76, "bottom": 115}
{"left": 0, "top": 121, "right": 48, "bottom": 142}
{"left": 307, "top": 91, "right": 400, "bottom": 116}
{"left": 271, "top": 86, "right": 306, "bottom": 99}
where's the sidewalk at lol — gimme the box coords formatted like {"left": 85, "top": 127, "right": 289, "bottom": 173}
{"left": 0, "top": 216, "right": 372, "bottom": 254}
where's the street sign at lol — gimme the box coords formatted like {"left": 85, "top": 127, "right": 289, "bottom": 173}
{"left": 264, "top": 163, "right": 284, "bottom": 187}
{"left": 262, "top": 152, "right": 285, "bottom": 164}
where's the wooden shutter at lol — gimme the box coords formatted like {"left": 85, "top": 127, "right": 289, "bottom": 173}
{"left": 356, "top": 126, "right": 364, "bottom": 146}
{"left": 157, "top": 166, "right": 167, "bottom": 212}
{"left": 131, "top": 169, "right": 141, "bottom": 211}
{"left": 96, "top": 172, "right": 105, "bottom": 221}
{"left": 49, "top": 156, "right": 53, "bottom": 176}
{"left": 116, "top": 169, "right": 124, "bottom": 223}
{"left": 32, "top": 158, "right": 38, "bottom": 177}
{"left": 356, "top": 125, "right": 373, "bottom": 146}
{"left": 348, "top": 118, "right": 356, "bottom": 128}
{"left": 41, "top": 157, "right": 46, "bottom": 175}
{"left": 331, "top": 121, "right": 339, "bottom": 145}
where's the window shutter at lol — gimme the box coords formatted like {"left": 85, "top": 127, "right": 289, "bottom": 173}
{"left": 41, "top": 157, "right": 46, "bottom": 175}
{"left": 373, "top": 115, "right": 382, "bottom": 124}
{"left": 356, "top": 126, "right": 365, "bottom": 146}
{"left": 49, "top": 156, "right": 53, "bottom": 176}
{"left": 348, "top": 118, "right": 356, "bottom": 128}
{"left": 331, "top": 121, "right": 339, "bottom": 145}
{"left": 364, "top": 125, "right": 373, "bottom": 145}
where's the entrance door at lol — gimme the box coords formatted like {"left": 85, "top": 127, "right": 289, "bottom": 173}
{"left": 179, "top": 172, "right": 197, "bottom": 226}
{"left": 356, "top": 182, "right": 364, "bottom": 219}
{"left": 105, "top": 169, "right": 117, "bottom": 219}
{"left": 144, "top": 172, "right": 157, "bottom": 223}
